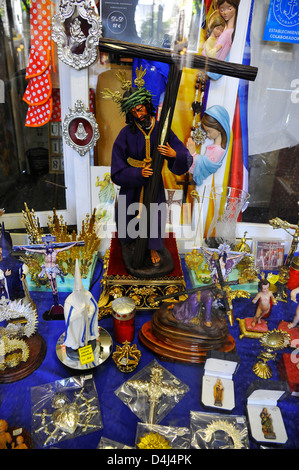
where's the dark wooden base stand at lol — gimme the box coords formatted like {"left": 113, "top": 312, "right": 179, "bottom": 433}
{"left": 0, "top": 333, "right": 47, "bottom": 384}
{"left": 139, "top": 305, "right": 236, "bottom": 364}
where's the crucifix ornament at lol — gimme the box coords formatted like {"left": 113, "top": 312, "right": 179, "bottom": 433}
{"left": 52, "top": 0, "right": 102, "bottom": 70}
{"left": 127, "top": 363, "right": 186, "bottom": 424}
{"left": 117, "top": 360, "right": 189, "bottom": 424}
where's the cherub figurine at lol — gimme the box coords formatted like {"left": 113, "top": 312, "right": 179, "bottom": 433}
{"left": 0, "top": 419, "right": 12, "bottom": 449}
{"left": 12, "top": 435, "right": 28, "bottom": 449}
{"left": 202, "top": 10, "right": 226, "bottom": 59}
{"left": 288, "top": 286, "right": 299, "bottom": 329}
{"left": 251, "top": 279, "right": 276, "bottom": 327}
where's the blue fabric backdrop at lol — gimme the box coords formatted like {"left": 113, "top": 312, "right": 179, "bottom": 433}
{"left": 1, "top": 256, "right": 298, "bottom": 453}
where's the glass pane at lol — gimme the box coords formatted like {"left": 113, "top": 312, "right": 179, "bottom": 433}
{"left": 245, "top": 0, "right": 299, "bottom": 226}
{"left": 0, "top": 0, "right": 66, "bottom": 216}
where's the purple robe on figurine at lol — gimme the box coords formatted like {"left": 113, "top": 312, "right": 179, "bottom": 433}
{"left": 111, "top": 121, "right": 192, "bottom": 251}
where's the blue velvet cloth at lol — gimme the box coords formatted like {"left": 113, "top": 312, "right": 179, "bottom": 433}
{"left": 0, "top": 258, "right": 298, "bottom": 450}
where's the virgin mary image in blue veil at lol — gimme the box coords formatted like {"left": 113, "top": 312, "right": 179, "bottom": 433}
{"left": 192, "top": 105, "right": 230, "bottom": 187}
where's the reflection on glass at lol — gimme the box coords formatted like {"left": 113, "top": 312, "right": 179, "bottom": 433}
{"left": 0, "top": 0, "right": 66, "bottom": 215}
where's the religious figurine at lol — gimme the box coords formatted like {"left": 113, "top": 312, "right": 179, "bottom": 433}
{"left": 170, "top": 244, "right": 247, "bottom": 327}
{"left": 214, "top": 378, "right": 224, "bottom": 407}
{"left": 101, "top": 66, "right": 192, "bottom": 277}
{"left": 63, "top": 259, "right": 99, "bottom": 360}
{"left": 16, "top": 235, "right": 83, "bottom": 319}
{"left": 202, "top": 11, "right": 226, "bottom": 59}
{"left": 0, "top": 419, "right": 12, "bottom": 449}
{"left": 0, "top": 223, "right": 30, "bottom": 302}
{"left": 12, "top": 435, "right": 28, "bottom": 449}
{"left": 260, "top": 407, "right": 276, "bottom": 440}
{"left": 251, "top": 279, "right": 276, "bottom": 328}
{"left": 288, "top": 286, "right": 299, "bottom": 329}
{"left": 188, "top": 106, "right": 230, "bottom": 188}
{"left": 213, "top": 0, "right": 240, "bottom": 61}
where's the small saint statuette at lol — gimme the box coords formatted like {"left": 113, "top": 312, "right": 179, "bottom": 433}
{"left": 214, "top": 378, "right": 224, "bottom": 407}
{"left": 75, "top": 122, "right": 88, "bottom": 140}
{"left": 260, "top": 407, "right": 276, "bottom": 440}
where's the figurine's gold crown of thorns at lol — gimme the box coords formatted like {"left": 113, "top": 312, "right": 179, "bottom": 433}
{"left": 101, "top": 66, "right": 152, "bottom": 115}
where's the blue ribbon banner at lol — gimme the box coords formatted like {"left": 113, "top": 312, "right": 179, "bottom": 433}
{"left": 263, "top": 0, "right": 299, "bottom": 44}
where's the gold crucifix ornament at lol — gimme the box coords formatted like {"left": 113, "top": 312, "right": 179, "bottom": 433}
{"left": 117, "top": 360, "right": 189, "bottom": 425}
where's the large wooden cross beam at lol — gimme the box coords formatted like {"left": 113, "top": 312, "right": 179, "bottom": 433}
{"left": 98, "top": 38, "right": 258, "bottom": 81}
{"left": 98, "top": 38, "right": 258, "bottom": 269}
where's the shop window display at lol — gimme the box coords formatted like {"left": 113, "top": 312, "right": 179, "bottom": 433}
{"left": 0, "top": 0, "right": 299, "bottom": 453}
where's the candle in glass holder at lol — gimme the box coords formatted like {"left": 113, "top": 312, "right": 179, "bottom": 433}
{"left": 287, "top": 257, "right": 299, "bottom": 290}
{"left": 112, "top": 297, "right": 136, "bottom": 343}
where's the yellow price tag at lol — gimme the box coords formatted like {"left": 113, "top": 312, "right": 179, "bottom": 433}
{"left": 78, "top": 344, "right": 95, "bottom": 365}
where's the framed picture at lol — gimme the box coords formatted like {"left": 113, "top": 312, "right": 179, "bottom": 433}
{"left": 254, "top": 241, "right": 285, "bottom": 271}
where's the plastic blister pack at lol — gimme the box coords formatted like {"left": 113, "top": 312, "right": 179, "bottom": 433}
{"left": 97, "top": 437, "right": 133, "bottom": 449}
{"left": 135, "top": 422, "right": 190, "bottom": 449}
{"left": 115, "top": 359, "right": 189, "bottom": 424}
{"left": 31, "top": 374, "right": 103, "bottom": 447}
{"left": 190, "top": 411, "right": 249, "bottom": 449}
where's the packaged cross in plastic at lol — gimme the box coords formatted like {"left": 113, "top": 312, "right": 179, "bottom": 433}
{"left": 190, "top": 411, "right": 250, "bottom": 449}
{"left": 115, "top": 359, "right": 189, "bottom": 424}
{"left": 97, "top": 436, "right": 133, "bottom": 449}
{"left": 31, "top": 374, "right": 103, "bottom": 447}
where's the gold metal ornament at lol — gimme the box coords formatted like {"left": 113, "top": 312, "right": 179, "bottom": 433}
{"left": 127, "top": 364, "right": 185, "bottom": 424}
{"left": 137, "top": 431, "right": 172, "bottom": 449}
{"left": 112, "top": 341, "right": 141, "bottom": 373}
{"left": 253, "top": 329, "right": 291, "bottom": 379}
{"left": 0, "top": 336, "right": 30, "bottom": 370}
{"left": 21, "top": 204, "right": 100, "bottom": 286}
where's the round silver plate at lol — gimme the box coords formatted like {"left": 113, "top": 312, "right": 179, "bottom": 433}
{"left": 56, "top": 327, "right": 113, "bottom": 370}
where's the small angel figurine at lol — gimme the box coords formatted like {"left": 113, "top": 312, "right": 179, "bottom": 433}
{"left": 251, "top": 279, "right": 276, "bottom": 327}
{"left": 0, "top": 419, "right": 12, "bottom": 449}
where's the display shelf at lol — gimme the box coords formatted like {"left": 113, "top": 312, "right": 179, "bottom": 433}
{"left": 1, "top": 257, "right": 298, "bottom": 451}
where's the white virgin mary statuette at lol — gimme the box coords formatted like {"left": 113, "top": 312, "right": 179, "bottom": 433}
{"left": 75, "top": 122, "right": 88, "bottom": 140}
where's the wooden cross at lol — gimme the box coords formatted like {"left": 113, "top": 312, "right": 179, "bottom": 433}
{"left": 98, "top": 38, "right": 258, "bottom": 269}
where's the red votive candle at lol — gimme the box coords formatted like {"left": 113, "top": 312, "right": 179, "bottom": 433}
{"left": 112, "top": 297, "right": 136, "bottom": 343}
{"left": 287, "top": 257, "right": 299, "bottom": 290}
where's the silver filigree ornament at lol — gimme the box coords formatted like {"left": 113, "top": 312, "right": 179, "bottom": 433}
{"left": 63, "top": 99, "right": 100, "bottom": 156}
{"left": 0, "top": 298, "right": 38, "bottom": 338}
{"left": 52, "top": 0, "right": 102, "bottom": 70}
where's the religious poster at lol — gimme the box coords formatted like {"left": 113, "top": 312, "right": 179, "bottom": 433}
{"left": 254, "top": 241, "right": 285, "bottom": 270}
{"left": 263, "top": 0, "right": 299, "bottom": 44}
{"left": 91, "top": 166, "right": 119, "bottom": 238}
